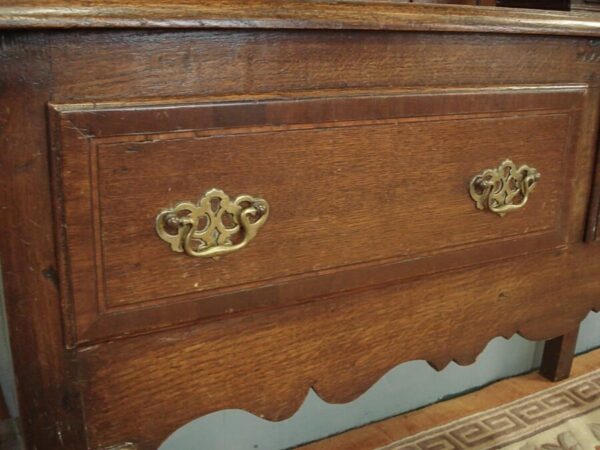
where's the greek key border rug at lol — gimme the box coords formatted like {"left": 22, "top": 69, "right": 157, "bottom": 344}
{"left": 376, "top": 369, "right": 600, "bottom": 450}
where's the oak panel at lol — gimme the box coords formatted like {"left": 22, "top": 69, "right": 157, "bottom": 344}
{"left": 2, "top": 25, "right": 600, "bottom": 450}
{"left": 78, "top": 245, "right": 600, "bottom": 450}
{"left": 48, "top": 31, "right": 600, "bottom": 103}
{"left": 0, "top": 33, "right": 87, "bottom": 450}
{"left": 51, "top": 86, "right": 583, "bottom": 344}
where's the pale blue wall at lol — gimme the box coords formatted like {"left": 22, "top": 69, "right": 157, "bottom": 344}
{"left": 159, "top": 312, "right": 600, "bottom": 450}
{"left": 0, "top": 263, "right": 17, "bottom": 418}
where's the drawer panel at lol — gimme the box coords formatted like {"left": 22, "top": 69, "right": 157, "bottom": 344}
{"left": 50, "top": 85, "right": 584, "bottom": 344}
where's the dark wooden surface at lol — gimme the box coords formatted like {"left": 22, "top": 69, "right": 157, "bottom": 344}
{"left": 587, "top": 111, "right": 600, "bottom": 242}
{"left": 1, "top": 9, "right": 600, "bottom": 450}
{"left": 497, "top": 0, "right": 570, "bottom": 10}
{"left": 79, "top": 246, "right": 600, "bottom": 449}
{"left": 0, "top": 32, "right": 87, "bottom": 450}
{"left": 50, "top": 86, "right": 584, "bottom": 345}
{"left": 540, "top": 327, "right": 581, "bottom": 381}
{"left": 1, "top": 2, "right": 600, "bottom": 36}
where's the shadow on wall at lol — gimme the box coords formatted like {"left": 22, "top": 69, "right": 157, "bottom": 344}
{"left": 159, "top": 311, "right": 600, "bottom": 450}
{"left": 0, "top": 262, "right": 17, "bottom": 419}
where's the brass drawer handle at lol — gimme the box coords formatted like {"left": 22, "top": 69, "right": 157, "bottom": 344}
{"left": 156, "top": 188, "right": 269, "bottom": 258}
{"left": 469, "top": 159, "right": 540, "bottom": 217}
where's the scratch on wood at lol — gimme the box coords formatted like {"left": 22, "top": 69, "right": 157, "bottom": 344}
{"left": 100, "top": 443, "right": 138, "bottom": 450}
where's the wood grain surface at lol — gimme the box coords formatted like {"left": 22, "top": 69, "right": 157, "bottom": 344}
{"left": 540, "top": 327, "right": 580, "bottom": 381}
{"left": 1, "top": 26, "right": 600, "bottom": 450}
{"left": 0, "top": 33, "right": 87, "bottom": 450}
{"left": 51, "top": 87, "right": 584, "bottom": 344}
{"left": 79, "top": 245, "right": 600, "bottom": 449}
{"left": 1, "top": 1, "right": 600, "bottom": 36}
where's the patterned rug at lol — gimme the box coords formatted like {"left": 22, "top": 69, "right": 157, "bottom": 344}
{"left": 376, "top": 369, "right": 600, "bottom": 450}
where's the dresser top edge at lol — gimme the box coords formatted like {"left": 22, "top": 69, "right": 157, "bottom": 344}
{"left": 2, "top": 1, "right": 600, "bottom": 37}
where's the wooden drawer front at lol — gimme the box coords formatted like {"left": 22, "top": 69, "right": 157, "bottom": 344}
{"left": 51, "top": 85, "right": 584, "bottom": 345}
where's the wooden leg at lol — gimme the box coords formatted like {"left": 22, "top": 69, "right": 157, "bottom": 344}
{"left": 540, "top": 326, "right": 579, "bottom": 382}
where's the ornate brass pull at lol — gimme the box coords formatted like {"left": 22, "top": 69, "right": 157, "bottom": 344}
{"left": 156, "top": 188, "right": 269, "bottom": 258}
{"left": 469, "top": 159, "right": 540, "bottom": 217}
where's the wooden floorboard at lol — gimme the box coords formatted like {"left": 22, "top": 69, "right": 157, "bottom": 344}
{"left": 297, "top": 347, "right": 600, "bottom": 450}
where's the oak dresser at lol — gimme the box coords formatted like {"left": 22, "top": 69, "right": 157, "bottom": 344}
{"left": 2, "top": 2, "right": 600, "bottom": 449}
